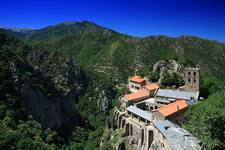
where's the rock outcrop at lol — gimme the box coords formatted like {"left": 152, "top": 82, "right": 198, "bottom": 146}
{"left": 27, "top": 49, "right": 88, "bottom": 98}
{"left": 153, "top": 60, "right": 181, "bottom": 77}
{"left": 2, "top": 46, "right": 88, "bottom": 133}
{"left": 150, "top": 60, "right": 184, "bottom": 87}
{"left": 98, "top": 90, "right": 110, "bottom": 113}
{"left": 20, "top": 80, "right": 83, "bottom": 131}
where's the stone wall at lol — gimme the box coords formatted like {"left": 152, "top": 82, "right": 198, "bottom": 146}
{"left": 114, "top": 109, "right": 154, "bottom": 150}
{"left": 150, "top": 127, "right": 167, "bottom": 150}
{"left": 154, "top": 111, "right": 165, "bottom": 122}
{"left": 128, "top": 81, "right": 143, "bottom": 93}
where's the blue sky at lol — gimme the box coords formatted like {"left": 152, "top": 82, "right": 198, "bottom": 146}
{"left": 0, "top": 0, "right": 225, "bottom": 42}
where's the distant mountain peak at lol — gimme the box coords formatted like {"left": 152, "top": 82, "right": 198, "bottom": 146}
{"left": 5, "top": 27, "right": 33, "bottom": 33}
{"left": 59, "top": 20, "right": 99, "bottom": 27}
{"left": 81, "top": 20, "right": 96, "bottom": 24}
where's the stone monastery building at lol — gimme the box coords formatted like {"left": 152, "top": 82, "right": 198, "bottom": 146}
{"left": 114, "top": 68, "right": 201, "bottom": 150}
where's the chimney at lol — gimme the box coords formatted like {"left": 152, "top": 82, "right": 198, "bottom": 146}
{"left": 176, "top": 105, "right": 179, "bottom": 110}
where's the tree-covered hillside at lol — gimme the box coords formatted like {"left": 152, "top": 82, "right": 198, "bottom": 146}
{"left": 0, "top": 29, "right": 62, "bottom": 149}
{"left": 182, "top": 91, "right": 225, "bottom": 150}
{"left": 2, "top": 21, "right": 225, "bottom": 149}
{"left": 7, "top": 21, "right": 225, "bottom": 84}
{"left": 0, "top": 29, "right": 116, "bottom": 149}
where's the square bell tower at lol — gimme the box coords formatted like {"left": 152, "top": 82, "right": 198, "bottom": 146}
{"left": 184, "top": 68, "right": 200, "bottom": 91}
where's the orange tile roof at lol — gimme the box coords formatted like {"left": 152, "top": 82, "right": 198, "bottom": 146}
{"left": 155, "top": 100, "right": 188, "bottom": 117}
{"left": 130, "top": 76, "right": 145, "bottom": 83}
{"left": 143, "top": 83, "right": 159, "bottom": 91}
{"left": 124, "top": 90, "right": 149, "bottom": 101}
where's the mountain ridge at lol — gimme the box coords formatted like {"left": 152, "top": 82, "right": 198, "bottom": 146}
{"left": 0, "top": 29, "right": 90, "bottom": 135}
{"left": 3, "top": 21, "right": 225, "bottom": 43}
{"left": 3, "top": 21, "right": 225, "bottom": 83}
{"left": 0, "top": 21, "right": 225, "bottom": 149}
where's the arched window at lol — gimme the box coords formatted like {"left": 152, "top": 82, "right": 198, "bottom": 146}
{"left": 150, "top": 106, "right": 153, "bottom": 110}
{"left": 188, "top": 78, "right": 191, "bottom": 82}
{"left": 188, "top": 72, "right": 191, "bottom": 75}
{"left": 193, "top": 72, "right": 196, "bottom": 76}
{"left": 193, "top": 79, "right": 196, "bottom": 83}
{"left": 155, "top": 106, "right": 158, "bottom": 109}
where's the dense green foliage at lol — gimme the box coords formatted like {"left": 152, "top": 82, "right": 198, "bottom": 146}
{"left": 100, "top": 128, "right": 128, "bottom": 150}
{"left": 0, "top": 30, "right": 60, "bottom": 149}
{"left": 0, "top": 28, "right": 120, "bottom": 149}
{"left": 0, "top": 29, "right": 109, "bottom": 149}
{"left": 181, "top": 71, "right": 225, "bottom": 150}
{"left": 148, "top": 71, "right": 160, "bottom": 82}
{"left": 1, "top": 21, "right": 225, "bottom": 149}
{"left": 161, "top": 69, "right": 184, "bottom": 87}
{"left": 0, "top": 116, "right": 59, "bottom": 150}
{"left": 182, "top": 75, "right": 225, "bottom": 149}
{"left": 182, "top": 91, "right": 225, "bottom": 150}
{"left": 200, "top": 74, "right": 224, "bottom": 98}
{"left": 7, "top": 21, "right": 225, "bottom": 83}
{"left": 70, "top": 71, "right": 122, "bottom": 149}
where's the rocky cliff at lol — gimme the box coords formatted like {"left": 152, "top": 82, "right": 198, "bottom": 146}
{"left": 20, "top": 80, "right": 81, "bottom": 130}
{"left": 0, "top": 30, "right": 88, "bottom": 133}
{"left": 149, "top": 60, "right": 184, "bottom": 87}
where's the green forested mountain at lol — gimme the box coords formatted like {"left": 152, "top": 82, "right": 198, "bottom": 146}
{"left": 8, "top": 21, "right": 118, "bottom": 45}
{"left": 1, "top": 21, "right": 225, "bottom": 149}
{"left": 0, "top": 29, "right": 109, "bottom": 149}
{"left": 7, "top": 21, "right": 225, "bottom": 84}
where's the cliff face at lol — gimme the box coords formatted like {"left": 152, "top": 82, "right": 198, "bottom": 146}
{"left": 20, "top": 80, "right": 81, "bottom": 130}
{"left": 8, "top": 51, "right": 87, "bottom": 131}
{"left": 148, "top": 60, "right": 184, "bottom": 87}
{"left": 0, "top": 30, "right": 88, "bottom": 132}
{"left": 27, "top": 49, "right": 88, "bottom": 96}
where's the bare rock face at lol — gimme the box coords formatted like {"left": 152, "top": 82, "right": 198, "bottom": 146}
{"left": 98, "top": 90, "right": 110, "bottom": 113}
{"left": 153, "top": 60, "right": 181, "bottom": 73}
{"left": 152, "top": 59, "right": 182, "bottom": 84}
{"left": 27, "top": 49, "right": 88, "bottom": 99}
{"left": 20, "top": 80, "right": 82, "bottom": 130}
{"left": 5, "top": 48, "right": 88, "bottom": 133}
{"left": 153, "top": 60, "right": 166, "bottom": 72}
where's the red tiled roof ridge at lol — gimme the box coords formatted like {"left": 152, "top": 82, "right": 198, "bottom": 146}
{"left": 155, "top": 100, "right": 188, "bottom": 117}
{"left": 129, "top": 75, "right": 145, "bottom": 83}
{"left": 124, "top": 90, "right": 149, "bottom": 101}
{"left": 143, "top": 83, "right": 159, "bottom": 91}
